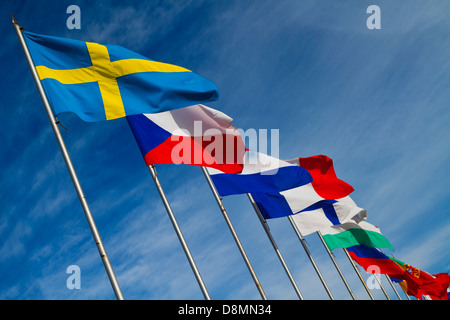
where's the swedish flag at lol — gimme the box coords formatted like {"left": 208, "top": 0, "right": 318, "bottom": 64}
{"left": 23, "top": 31, "right": 219, "bottom": 122}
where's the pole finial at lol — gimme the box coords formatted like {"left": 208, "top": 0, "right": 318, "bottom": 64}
{"left": 11, "top": 13, "right": 17, "bottom": 24}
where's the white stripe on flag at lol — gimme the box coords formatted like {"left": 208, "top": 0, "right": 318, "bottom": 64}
{"left": 280, "top": 183, "right": 324, "bottom": 214}
{"left": 291, "top": 196, "right": 366, "bottom": 236}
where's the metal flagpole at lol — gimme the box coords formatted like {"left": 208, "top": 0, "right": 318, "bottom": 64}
{"left": 247, "top": 194, "right": 304, "bottom": 300}
{"left": 201, "top": 167, "right": 267, "bottom": 300}
{"left": 343, "top": 248, "right": 375, "bottom": 300}
{"left": 287, "top": 216, "right": 334, "bottom": 300}
{"left": 385, "top": 275, "right": 402, "bottom": 300}
{"left": 396, "top": 281, "right": 412, "bottom": 300}
{"left": 12, "top": 16, "right": 124, "bottom": 300}
{"left": 316, "top": 231, "right": 356, "bottom": 300}
{"left": 148, "top": 165, "right": 211, "bottom": 300}
{"left": 374, "top": 273, "right": 390, "bottom": 300}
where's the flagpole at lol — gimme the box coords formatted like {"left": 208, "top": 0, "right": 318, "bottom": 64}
{"left": 385, "top": 275, "right": 402, "bottom": 300}
{"left": 12, "top": 16, "right": 124, "bottom": 300}
{"left": 404, "top": 290, "right": 411, "bottom": 300}
{"left": 201, "top": 167, "right": 267, "bottom": 300}
{"left": 247, "top": 194, "right": 304, "bottom": 300}
{"left": 316, "top": 231, "right": 356, "bottom": 300}
{"left": 374, "top": 273, "right": 390, "bottom": 300}
{"left": 287, "top": 216, "right": 334, "bottom": 300}
{"left": 397, "top": 282, "right": 412, "bottom": 300}
{"left": 342, "top": 248, "right": 375, "bottom": 300}
{"left": 148, "top": 165, "right": 210, "bottom": 300}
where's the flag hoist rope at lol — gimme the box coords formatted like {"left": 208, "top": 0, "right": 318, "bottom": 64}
{"left": 12, "top": 16, "right": 124, "bottom": 300}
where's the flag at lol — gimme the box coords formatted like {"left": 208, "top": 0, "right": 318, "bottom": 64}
{"left": 347, "top": 245, "right": 407, "bottom": 278}
{"left": 209, "top": 154, "right": 355, "bottom": 220}
{"left": 348, "top": 245, "right": 426, "bottom": 297}
{"left": 249, "top": 154, "right": 356, "bottom": 221}
{"left": 23, "top": 31, "right": 219, "bottom": 121}
{"left": 127, "top": 104, "right": 246, "bottom": 174}
{"left": 447, "top": 281, "right": 450, "bottom": 300}
{"left": 251, "top": 192, "right": 365, "bottom": 226}
{"left": 298, "top": 155, "right": 354, "bottom": 199}
{"left": 390, "top": 257, "right": 450, "bottom": 300}
{"left": 289, "top": 197, "right": 367, "bottom": 235}
{"left": 448, "top": 282, "right": 450, "bottom": 300}
{"left": 208, "top": 152, "right": 313, "bottom": 196}
{"left": 320, "top": 220, "right": 393, "bottom": 251}
{"left": 419, "top": 273, "right": 450, "bottom": 300}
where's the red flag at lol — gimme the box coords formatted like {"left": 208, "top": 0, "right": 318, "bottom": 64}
{"left": 421, "top": 273, "right": 450, "bottom": 300}
{"left": 299, "top": 155, "right": 354, "bottom": 199}
{"left": 391, "top": 258, "right": 450, "bottom": 300}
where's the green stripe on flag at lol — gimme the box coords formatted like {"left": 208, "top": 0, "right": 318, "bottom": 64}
{"left": 322, "top": 228, "right": 393, "bottom": 251}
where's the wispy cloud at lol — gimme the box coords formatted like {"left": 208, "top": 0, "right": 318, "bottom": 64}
{"left": 2, "top": 0, "right": 450, "bottom": 301}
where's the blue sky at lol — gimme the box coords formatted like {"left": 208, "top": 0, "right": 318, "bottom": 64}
{"left": 1, "top": 0, "right": 449, "bottom": 300}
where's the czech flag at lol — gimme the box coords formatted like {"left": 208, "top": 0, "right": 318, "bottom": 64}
{"left": 127, "top": 104, "right": 246, "bottom": 174}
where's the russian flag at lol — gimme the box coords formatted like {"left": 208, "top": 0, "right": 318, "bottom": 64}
{"left": 127, "top": 104, "right": 246, "bottom": 174}
{"left": 347, "top": 245, "right": 406, "bottom": 278}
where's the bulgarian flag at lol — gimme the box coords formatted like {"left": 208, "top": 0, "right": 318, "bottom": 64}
{"left": 320, "top": 220, "right": 393, "bottom": 251}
